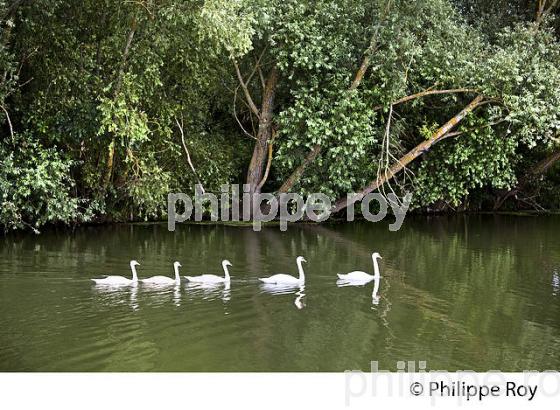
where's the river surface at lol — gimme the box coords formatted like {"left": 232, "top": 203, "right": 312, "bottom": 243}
{"left": 1, "top": 216, "right": 560, "bottom": 371}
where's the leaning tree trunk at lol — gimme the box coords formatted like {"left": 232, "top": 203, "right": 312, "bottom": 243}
{"left": 494, "top": 147, "right": 560, "bottom": 210}
{"left": 331, "top": 95, "right": 485, "bottom": 213}
{"left": 246, "top": 66, "right": 278, "bottom": 194}
{"left": 277, "top": 88, "right": 477, "bottom": 194}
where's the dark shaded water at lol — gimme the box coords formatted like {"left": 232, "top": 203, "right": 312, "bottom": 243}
{"left": 1, "top": 216, "right": 560, "bottom": 371}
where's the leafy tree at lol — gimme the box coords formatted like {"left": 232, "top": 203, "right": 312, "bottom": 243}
{"left": 1, "top": 0, "right": 560, "bottom": 231}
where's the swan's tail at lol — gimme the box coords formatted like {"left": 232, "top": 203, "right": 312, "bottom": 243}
{"left": 258, "top": 277, "right": 272, "bottom": 284}
{"left": 336, "top": 274, "right": 346, "bottom": 280}
{"left": 183, "top": 276, "right": 194, "bottom": 282}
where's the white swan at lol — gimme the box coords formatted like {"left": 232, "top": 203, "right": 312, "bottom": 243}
{"left": 184, "top": 259, "right": 232, "bottom": 284}
{"left": 91, "top": 260, "right": 140, "bottom": 285}
{"left": 141, "top": 261, "right": 181, "bottom": 285}
{"left": 259, "top": 256, "right": 306, "bottom": 285}
{"left": 337, "top": 252, "right": 382, "bottom": 282}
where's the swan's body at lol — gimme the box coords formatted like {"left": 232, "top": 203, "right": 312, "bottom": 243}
{"left": 141, "top": 261, "right": 181, "bottom": 285}
{"left": 91, "top": 260, "right": 140, "bottom": 285}
{"left": 260, "top": 274, "right": 301, "bottom": 285}
{"left": 337, "top": 252, "right": 381, "bottom": 282}
{"left": 184, "top": 260, "right": 232, "bottom": 284}
{"left": 259, "top": 256, "right": 306, "bottom": 285}
{"left": 337, "top": 271, "right": 375, "bottom": 282}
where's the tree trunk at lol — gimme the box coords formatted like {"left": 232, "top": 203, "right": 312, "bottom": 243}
{"left": 277, "top": 145, "right": 321, "bottom": 194}
{"left": 102, "top": 139, "right": 116, "bottom": 190}
{"left": 246, "top": 66, "right": 278, "bottom": 194}
{"left": 536, "top": 0, "right": 558, "bottom": 26}
{"left": 101, "top": 16, "right": 137, "bottom": 193}
{"left": 494, "top": 148, "right": 560, "bottom": 210}
{"left": 331, "top": 95, "right": 485, "bottom": 213}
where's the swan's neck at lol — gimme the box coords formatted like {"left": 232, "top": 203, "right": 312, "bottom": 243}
{"left": 173, "top": 265, "right": 180, "bottom": 283}
{"left": 372, "top": 276, "right": 380, "bottom": 298}
{"left": 372, "top": 257, "right": 380, "bottom": 278}
{"left": 222, "top": 263, "right": 230, "bottom": 281}
{"left": 130, "top": 264, "right": 138, "bottom": 282}
{"left": 296, "top": 259, "right": 305, "bottom": 282}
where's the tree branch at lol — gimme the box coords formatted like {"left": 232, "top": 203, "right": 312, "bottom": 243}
{"left": 3, "top": 0, "right": 25, "bottom": 20}
{"left": 233, "top": 86, "right": 258, "bottom": 140}
{"left": 175, "top": 117, "right": 205, "bottom": 194}
{"left": 257, "top": 128, "right": 276, "bottom": 191}
{"left": 536, "top": 0, "right": 558, "bottom": 27}
{"left": 331, "top": 95, "right": 485, "bottom": 213}
{"left": 349, "top": 0, "right": 393, "bottom": 90}
{"left": 373, "top": 88, "right": 478, "bottom": 111}
{"left": 439, "top": 119, "right": 507, "bottom": 140}
{"left": 494, "top": 145, "right": 560, "bottom": 210}
{"left": 1, "top": 104, "right": 14, "bottom": 142}
{"left": 114, "top": 15, "right": 137, "bottom": 97}
{"left": 233, "top": 60, "right": 260, "bottom": 119}
{"left": 277, "top": 145, "right": 322, "bottom": 193}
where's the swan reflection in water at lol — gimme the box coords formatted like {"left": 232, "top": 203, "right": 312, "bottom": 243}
{"left": 185, "top": 281, "right": 231, "bottom": 303}
{"left": 260, "top": 283, "right": 306, "bottom": 310}
{"left": 336, "top": 276, "right": 381, "bottom": 305}
{"left": 552, "top": 270, "right": 560, "bottom": 296}
{"left": 173, "top": 284, "right": 181, "bottom": 306}
{"left": 91, "top": 282, "right": 139, "bottom": 311}
{"left": 139, "top": 283, "right": 183, "bottom": 307}
{"left": 130, "top": 283, "right": 139, "bottom": 310}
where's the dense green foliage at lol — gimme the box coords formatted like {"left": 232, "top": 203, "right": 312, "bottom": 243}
{"left": 1, "top": 0, "right": 560, "bottom": 231}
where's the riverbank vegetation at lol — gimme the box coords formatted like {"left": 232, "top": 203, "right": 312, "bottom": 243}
{"left": 1, "top": 0, "right": 560, "bottom": 232}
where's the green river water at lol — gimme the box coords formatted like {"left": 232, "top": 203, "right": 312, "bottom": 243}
{"left": 1, "top": 216, "right": 559, "bottom": 371}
